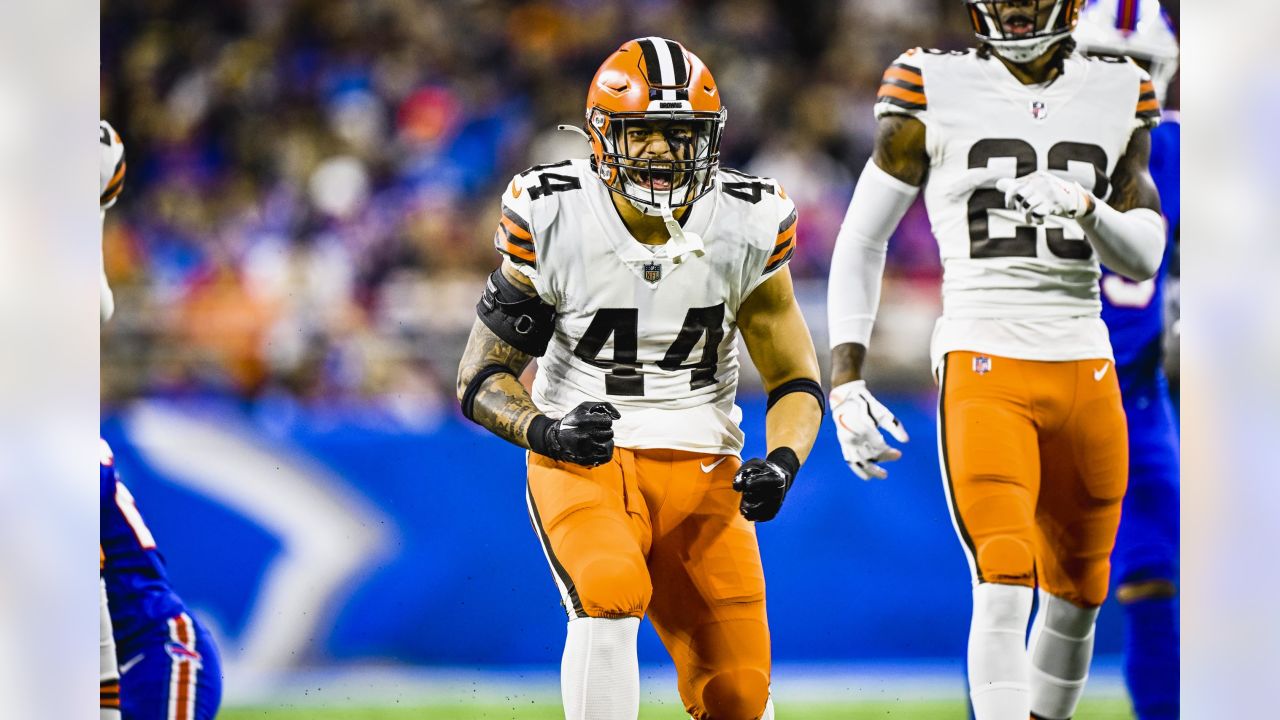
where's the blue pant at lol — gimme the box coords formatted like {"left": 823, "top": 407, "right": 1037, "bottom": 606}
{"left": 1112, "top": 370, "right": 1180, "bottom": 720}
{"left": 1112, "top": 371, "right": 1180, "bottom": 585}
{"left": 119, "top": 613, "right": 222, "bottom": 720}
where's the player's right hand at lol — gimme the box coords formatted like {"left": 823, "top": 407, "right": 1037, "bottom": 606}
{"left": 545, "top": 401, "right": 621, "bottom": 467}
{"left": 829, "top": 380, "right": 909, "bottom": 480}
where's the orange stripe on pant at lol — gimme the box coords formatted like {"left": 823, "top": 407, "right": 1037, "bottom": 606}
{"left": 938, "top": 351, "right": 1128, "bottom": 607}
{"left": 527, "top": 447, "right": 771, "bottom": 720}
{"left": 167, "top": 614, "right": 197, "bottom": 720}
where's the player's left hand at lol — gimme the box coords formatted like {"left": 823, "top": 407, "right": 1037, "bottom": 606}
{"left": 732, "top": 448, "right": 799, "bottom": 523}
{"left": 996, "top": 170, "right": 1094, "bottom": 225}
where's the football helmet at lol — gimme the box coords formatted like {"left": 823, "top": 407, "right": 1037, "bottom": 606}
{"left": 584, "top": 37, "right": 725, "bottom": 217}
{"left": 1074, "top": 0, "right": 1178, "bottom": 103}
{"left": 100, "top": 119, "right": 126, "bottom": 209}
{"left": 966, "top": 0, "right": 1082, "bottom": 63}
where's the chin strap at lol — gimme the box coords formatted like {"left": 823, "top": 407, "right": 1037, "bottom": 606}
{"left": 661, "top": 212, "right": 704, "bottom": 264}
{"left": 556, "top": 124, "right": 591, "bottom": 141}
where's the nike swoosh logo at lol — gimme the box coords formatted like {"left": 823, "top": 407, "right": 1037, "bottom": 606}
{"left": 1094, "top": 362, "right": 1110, "bottom": 381}
{"left": 119, "top": 653, "right": 145, "bottom": 675}
{"left": 510, "top": 180, "right": 522, "bottom": 199}
{"left": 700, "top": 457, "right": 727, "bottom": 473}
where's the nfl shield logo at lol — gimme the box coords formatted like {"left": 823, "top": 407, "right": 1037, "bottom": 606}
{"left": 973, "top": 355, "right": 992, "bottom": 375}
{"left": 643, "top": 261, "right": 662, "bottom": 283}
{"left": 1029, "top": 100, "right": 1048, "bottom": 121}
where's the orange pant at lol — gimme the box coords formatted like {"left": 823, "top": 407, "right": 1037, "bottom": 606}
{"left": 938, "top": 351, "right": 1129, "bottom": 607}
{"left": 526, "top": 447, "right": 770, "bottom": 720}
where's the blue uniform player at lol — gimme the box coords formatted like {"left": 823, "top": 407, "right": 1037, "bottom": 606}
{"left": 1077, "top": 2, "right": 1180, "bottom": 718}
{"left": 100, "top": 121, "right": 222, "bottom": 719}
{"left": 101, "top": 440, "right": 223, "bottom": 720}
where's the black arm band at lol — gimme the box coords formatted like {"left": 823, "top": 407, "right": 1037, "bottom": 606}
{"left": 766, "top": 446, "right": 801, "bottom": 481}
{"left": 460, "top": 364, "right": 518, "bottom": 422}
{"left": 477, "top": 268, "right": 556, "bottom": 356}
{"left": 766, "top": 378, "right": 826, "bottom": 414}
{"left": 526, "top": 414, "right": 557, "bottom": 459}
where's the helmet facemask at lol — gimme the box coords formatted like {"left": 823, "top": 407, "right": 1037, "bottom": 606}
{"left": 589, "top": 108, "right": 726, "bottom": 217}
{"left": 968, "top": 0, "right": 1080, "bottom": 64}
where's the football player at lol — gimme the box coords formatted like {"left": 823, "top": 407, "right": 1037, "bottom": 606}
{"left": 100, "top": 441, "right": 223, "bottom": 720}
{"left": 457, "top": 38, "right": 823, "bottom": 720}
{"left": 825, "top": 2, "right": 1165, "bottom": 719}
{"left": 100, "top": 122, "right": 223, "bottom": 720}
{"left": 1075, "top": 2, "right": 1180, "bottom": 718}
{"left": 100, "top": 119, "right": 126, "bottom": 720}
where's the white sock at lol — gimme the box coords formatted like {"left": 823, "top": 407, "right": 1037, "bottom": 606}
{"left": 1028, "top": 590, "right": 1099, "bottom": 719}
{"left": 968, "top": 583, "right": 1034, "bottom": 719}
{"left": 561, "top": 616, "right": 640, "bottom": 720}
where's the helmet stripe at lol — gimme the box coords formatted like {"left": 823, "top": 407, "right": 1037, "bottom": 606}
{"left": 1117, "top": 0, "right": 1139, "bottom": 31}
{"left": 663, "top": 39, "right": 688, "bottom": 86}
{"left": 637, "top": 38, "right": 663, "bottom": 86}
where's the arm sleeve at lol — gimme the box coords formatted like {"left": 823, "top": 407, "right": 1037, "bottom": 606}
{"left": 493, "top": 174, "right": 538, "bottom": 281}
{"left": 826, "top": 159, "right": 920, "bottom": 349}
{"left": 1078, "top": 202, "right": 1165, "bottom": 281}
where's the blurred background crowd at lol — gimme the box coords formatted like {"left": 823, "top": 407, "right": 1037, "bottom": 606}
{"left": 100, "top": 0, "right": 976, "bottom": 419}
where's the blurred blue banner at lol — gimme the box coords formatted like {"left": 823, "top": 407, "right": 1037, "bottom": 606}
{"left": 101, "top": 394, "right": 1123, "bottom": 671}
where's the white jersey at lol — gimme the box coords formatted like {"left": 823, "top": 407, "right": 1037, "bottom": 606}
{"left": 493, "top": 159, "right": 797, "bottom": 455}
{"left": 874, "top": 48, "right": 1160, "bottom": 367}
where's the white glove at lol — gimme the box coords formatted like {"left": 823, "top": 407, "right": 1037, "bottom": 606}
{"left": 995, "top": 170, "right": 1093, "bottom": 225}
{"left": 829, "top": 380, "right": 909, "bottom": 480}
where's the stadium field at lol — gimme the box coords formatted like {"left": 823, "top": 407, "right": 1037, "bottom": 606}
{"left": 220, "top": 698, "right": 1134, "bottom": 719}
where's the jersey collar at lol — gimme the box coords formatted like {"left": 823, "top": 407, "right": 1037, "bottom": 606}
{"left": 587, "top": 175, "right": 717, "bottom": 287}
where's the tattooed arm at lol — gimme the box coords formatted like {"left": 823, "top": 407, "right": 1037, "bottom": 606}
{"left": 457, "top": 260, "right": 619, "bottom": 466}
{"left": 456, "top": 260, "right": 541, "bottom": 449}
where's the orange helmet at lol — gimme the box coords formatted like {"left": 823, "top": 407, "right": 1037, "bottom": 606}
{"left": 584, "top": 37, "right": 725, "bottom": 215}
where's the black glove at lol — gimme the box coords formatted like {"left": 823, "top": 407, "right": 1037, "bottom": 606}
{"left": 732, "top": 447, "right": 800, "bottom": 522}
{"left": 527, "top": 401, "right": 621, "bottom": 467}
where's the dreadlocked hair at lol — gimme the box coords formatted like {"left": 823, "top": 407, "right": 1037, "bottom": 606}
{"left": 977, "top": 37, "right": 1078, "bottom": 74}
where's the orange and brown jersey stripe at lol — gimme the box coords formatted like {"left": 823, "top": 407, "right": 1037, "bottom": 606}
{"left": 877, "top": 62, "right": 926, "bottom": 112}
{"left": 765, "top": 208, "right": 797, "bottom": 275}
{"left": 493, "top": 206, "right": 535, "bottom": 266}
{"left": 100, "top": 156, "right": 127, "bottom": 207}
{"left": 1135, "top": 79, "right": 1160, "bottom": 121}
{"left": 100, "top": 679, "right": 121, "bottom": 708}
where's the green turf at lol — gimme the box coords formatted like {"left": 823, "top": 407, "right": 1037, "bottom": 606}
{"left": 219, "top": 698, "right": 1134, "bottom": 719}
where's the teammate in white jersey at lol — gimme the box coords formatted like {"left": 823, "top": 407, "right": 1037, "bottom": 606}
{"left": 457, "top": 37, "right": 823, "bottom": 720}
{"left": 825, "top": 2, "right": 1164, "bottom": 719}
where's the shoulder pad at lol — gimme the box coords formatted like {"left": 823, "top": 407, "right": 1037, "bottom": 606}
{"left": 875, "top": 49, "right": 928, "bottom": 119}
{"left": 1132, "top": 64, "right": 1162, "bottom": 129}
{"left": 718, "top": 168, "right": 781, "bottom": 207}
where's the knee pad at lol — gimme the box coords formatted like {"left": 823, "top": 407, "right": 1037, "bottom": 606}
{"left": 975, "top": 534, "right": 1036, "bottom": 585}
{"left": 691, "top": 667, "right": 770, "bottom": 720}
{"left": 575, "top": 555, "right": 651, "bottom": 618}
{"left": 1071, "top": 564, "right": 1112, "bottom": 608}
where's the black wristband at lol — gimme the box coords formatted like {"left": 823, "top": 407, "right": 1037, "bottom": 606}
{"left": 766, "top": 446, "right": 801, "bottom": 482}
{"left": 526, "top": 414, "right": 557, "bottom": 459}
{"left": 766, "top": 378, "right": 826, "bottom": 414}
{"left": 460, "top": 365, "right": 518, "bottom": 422}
